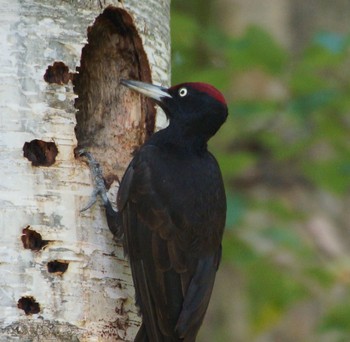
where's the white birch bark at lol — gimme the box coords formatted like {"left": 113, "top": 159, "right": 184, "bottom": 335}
{"left": 0, "top": 0, "right": 170, "bottom": 340}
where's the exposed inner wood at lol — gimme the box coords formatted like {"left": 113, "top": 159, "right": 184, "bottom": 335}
{"left": 74, "top": 6, "right": 155, "bottom": 182}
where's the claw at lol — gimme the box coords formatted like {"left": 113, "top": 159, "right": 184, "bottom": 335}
{"left": 80, "top": 191, "right": 98, "bottom": 212}
{"left": 79, "top": 149, "right": 114, "bottom": 212}
{"left": 79, "top": 149, "right": 122, "bottom": 239}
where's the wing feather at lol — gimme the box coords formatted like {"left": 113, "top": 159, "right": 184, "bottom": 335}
{"left": 117, "top": 145, "right": 225, "bottom": 341}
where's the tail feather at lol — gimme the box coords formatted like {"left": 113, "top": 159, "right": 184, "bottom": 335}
{"left": 135, "top": 322, "right": 187, "bottom": 342}
{"left": 134, "top": 323, "right": 149, "bottom": 342}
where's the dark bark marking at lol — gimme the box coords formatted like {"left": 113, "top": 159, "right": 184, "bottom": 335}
{"left": 23, "top": 139, "right": 58, "bottom": 167}
{"left": 44, "top": 61, "right": 73, "bottom": 85}
{"left": 17, "top": 297, "right": 40, "bottom": 315}
{"left": 47, "top": 260, "right": 69, "bottom": 274}
{"left": 21, "top": 226, "right": 49, "bottom": 251}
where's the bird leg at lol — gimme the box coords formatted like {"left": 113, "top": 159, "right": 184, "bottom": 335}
{"left": 78, "top": 149, "right": 123, "bottom": 240}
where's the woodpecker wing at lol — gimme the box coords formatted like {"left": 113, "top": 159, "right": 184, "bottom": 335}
{"left": 117, "top": 144, "right": 226, "bottom": 341}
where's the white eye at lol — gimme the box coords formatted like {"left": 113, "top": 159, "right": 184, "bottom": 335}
{"left": 178, "top": 87, "right": 188, "bottom": 97}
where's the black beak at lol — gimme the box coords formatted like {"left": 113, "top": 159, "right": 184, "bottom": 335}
{"left": 120, "top": 79, "right": 172, "bottom": 102}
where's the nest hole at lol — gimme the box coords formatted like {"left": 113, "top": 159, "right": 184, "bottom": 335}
{"left": 73, "top": 6, "right": 155, "bottom": 180}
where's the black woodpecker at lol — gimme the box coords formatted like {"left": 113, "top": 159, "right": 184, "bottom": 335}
{"left": 84, "top": 80, "right": 228, "bottom": 342}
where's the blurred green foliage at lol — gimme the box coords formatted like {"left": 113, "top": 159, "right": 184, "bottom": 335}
{"left": 171, "top": 1, "right": 350, "bottom": 341}
{"left": 171, "top": 5, "right": 350, "bottom": 194}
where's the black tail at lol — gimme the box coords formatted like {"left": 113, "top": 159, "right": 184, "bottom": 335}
{"left": 134, "top": 323, "right": 149, "bottom": 342}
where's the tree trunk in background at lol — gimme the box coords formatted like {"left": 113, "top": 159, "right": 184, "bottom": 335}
{"left": 0, "top": 0, "right": 170, "bottom": 341}
{"left": 217, "top": 0, "right": 350, "bottom": 52}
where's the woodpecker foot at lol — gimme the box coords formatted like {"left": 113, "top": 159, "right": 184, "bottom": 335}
{"left": 78, "top": 149, "right": 123, "bottom": 240}
{"left": 78, "top": 149, "right": 112, "bottom": 211}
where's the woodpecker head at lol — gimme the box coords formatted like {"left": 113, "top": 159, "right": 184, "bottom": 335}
{"left": 121, "top": 79, "right": 228, "bottom": 140}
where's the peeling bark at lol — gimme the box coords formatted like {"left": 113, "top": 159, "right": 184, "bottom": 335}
{"left": 0, "top": 0, "right": 170, "bottom": 340}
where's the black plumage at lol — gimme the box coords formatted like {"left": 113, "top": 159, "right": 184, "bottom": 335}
{"left": 114, "top": 80, "right": 228, "bottom": 341}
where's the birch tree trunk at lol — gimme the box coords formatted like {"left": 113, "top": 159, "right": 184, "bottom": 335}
{"left": 0, "top": 0, "right": 170, "bottom": 340}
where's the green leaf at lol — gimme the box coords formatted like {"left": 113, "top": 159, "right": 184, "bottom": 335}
{"left": 222, "top": 230, "right": 259, "bottom": 265}
{"left": 320, "top": 300, "right": 350, "bottom": 333}
{"left": 216, "top": 151, "right": 256, "bottom": 181}
{"left": 247, "top": 259, "right": 306, "bottom": 332}
{"left": 171, "top": 11, "right": 201, "bottom": 51}
{"left": 225, "top": 192, "right": 247, "bottom": 228}
{"left": 302, "top": 159, "right": 350, "bottom": 194}
{"left": 226, "top": 26, "right": 288, "bottom": 74}
{"left": 261, "top": 226, "right": 302, "bottom": 250}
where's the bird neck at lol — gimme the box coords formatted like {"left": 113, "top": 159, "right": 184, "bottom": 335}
{"left": 151, "top": 122, "right": 208, "bottom": 155}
